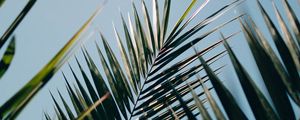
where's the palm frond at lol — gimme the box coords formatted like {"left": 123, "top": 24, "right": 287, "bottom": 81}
{"left": 4, "top": 0, "right": 299, "bottom": 119}
{"left": 0, "top": 0, "right": 36, "bottom": 49}
{"left": 47, "top": 0, "right": 244, "bottom": 119}
{"left": 222, "top": 32, "right": 279, "bottom": 120}
{"left": 0, "top": 4, "right": 104, "bottom": 119}
{"left": 0, "top": 36, "right": 15, "bottom": 79}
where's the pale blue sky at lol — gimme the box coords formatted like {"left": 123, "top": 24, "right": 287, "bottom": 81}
{"left": 0, "top": 0, "right": 299, "bottom": 119}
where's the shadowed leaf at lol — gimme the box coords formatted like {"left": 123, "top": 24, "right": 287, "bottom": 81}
{"left": 197, "top": 53, "right": 247, "bottom": 120}
{"left": 239, "top": 17, "right": 296, "bottom": 119}
{"left": 222, "top": 33, "right": 279, "bottom": 120}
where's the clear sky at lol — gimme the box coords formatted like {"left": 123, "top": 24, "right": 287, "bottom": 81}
{"left": 0, "top": 0, "right": 299, "bottom": 119}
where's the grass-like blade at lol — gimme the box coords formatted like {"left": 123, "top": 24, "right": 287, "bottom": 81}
{"left": 272, "top": 2, "right": 300, "bottom": 66}
{"left": 281, "top": 0, "right": 300, "bottom": 46}
{"left": 100, "top": 33, "right": 134, "bottom": 102}
{"left": 141, "top": 0, "right": 156, "bottom": 55}
{"left": 0, "top": 0, "right": 36, "bottom": 49}
{"left": 69, "top": 64, "right": 103, "bottom": 120}
{"left": 57, "top": 90, "right": 75, "bottom": 120}
{"left": 120, "top": 15, "right": 141, "bottom": 88}
{"left": 44, "top": 112, "right": 51, "bottom": 120}
{"left": 76, "top": 92, "right": 110, "bottom": 120}
{"left": 165, "top": 0, "right": 197, "bottom": 44}
{"left": 152, "top": 0, "right": 161, "bottom": 49}
{"left": 197, "top": 54, "right": 247, "bottom": 120}
{"left": 0, "top": 36, "right": 15, "bottom": 79}
{"left": 50, "top": 92, "right": 68, "bottom": 120}
{"left": 113, "top": 25, "right": 138, "bottom": 94}
{"left": 160, "top": 0, "right": 171, "bottom": 43}
{"left": 185, "top": 80, "right": 212, "bottom": 120}
{"left": 222, "top": 33, "right": 279, "bottom": 120}
{"left": 0, "top": 5, "right": 103, "bottom": 119}
{"left": 132, "top": 3, "right": 150, "bottom": 72}
{"left": 239, "top": 18, "right": 296, "bottom": 119}
{"left": 197, "top": 75, "right": 226, "bottom": 120}
{"left": 82, "top": 49, "right": 123, "bottom": 120}
{"left": 164, "top": 81, "right": 196, "bottom": 120}
{"left": 257, "top": 1, "right": 300, "bottom": 99}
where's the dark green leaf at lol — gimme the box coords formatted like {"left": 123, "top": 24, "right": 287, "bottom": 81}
{"left": 222, "top": 33, "right": 279, "bottom": 120}
{"left": 198, "top": 54, "right": 247, "bottom": 120}
{"left": 0, "top": 0, "right": 36, "bottom": 49}
{"left": 0, "top": 36, "right": 15, "bottom": 79}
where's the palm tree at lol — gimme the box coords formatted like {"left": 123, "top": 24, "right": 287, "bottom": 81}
{"left": 0, "top": 0, "right": 299, "bottom": 119}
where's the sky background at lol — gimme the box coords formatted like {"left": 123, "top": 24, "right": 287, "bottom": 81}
{"left": 0, "top": 0, "right": 299, "bottom": 119}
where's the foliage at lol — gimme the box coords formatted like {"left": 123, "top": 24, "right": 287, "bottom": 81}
{"left": 0, "top": 0, "right": 299, "bottom": 119}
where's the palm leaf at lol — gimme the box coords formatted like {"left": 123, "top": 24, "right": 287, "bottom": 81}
{"left": 239, "top": 17, "right": 296, "bottom": 119}
{"left": 197, "top": 54, "right": 247, "bottom": 120}
{"left": 197, "top": 74, "right": 226, "bottom": 120}
{"left": 281, "top": 0, "right": 300, "bottom": 46}
{"left": 257, "top": 1, "right": 300, "bottom": 92}
{"left": 0, "top": 36, "right": 15, "bottom": 79}
{"left": 185, "top": 79, "right": 212, "bottom": 120}
{"left": 222, "top": 33, "right": 279, "bottom": 119}
{"left": 76, "top": 92, "right": 110, "bottom": 120}
{"left": 0, "top": 4, "right": 104, "bottom": 119}
{"left": 0, "top": 0, "right": 36, "bottom": 49}
{"left": 47, "top": 0, "right": 245, "bottom": 119}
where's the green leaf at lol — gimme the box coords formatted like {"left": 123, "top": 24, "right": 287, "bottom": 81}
{"left": 272, "top": 1, "right": 300, "bottom": 61}
{"left": 120, "top": 14, "right": 141, "bottom": 88}
{"left": 0, "top": 5, "right": 103, "bottom": 119}
{"left": 73, "top": 85, "right": 93, "bottom": 120}
{"left": 281, "top": 0, "right": 300, "bottom": 46}
{"left": 134, "top": 74, "right": 210, "bottom": 115}
{"left": 142, "top": 50, "right": 226, "bottom": 96}
{"left": 0, "top": 36, "right": 15, "bottom": 79}
{"left": 127, "top": 13, "right": 147, "bottom": 77}
{"left": 164, "top": 0, "right": 242, "bottom": 47}
{"left": 63, "top": 74, "right": 85, "bottom": 115}
{"left": 44, "top": 112, "right": 51, "bottom": 120}
{"left": 57, "top": 90, "right": 75, "bottom": 120}
{"left": 222, "top": 33, "right": 279, "bottom": 120}
{"left": 68, "top": 64, "right": 103, "bottom": 120}
{"left": 0, "top": 0, "right": 36, "bottom": 49}
{"left": 197, "top": 74, "right": 226, "bottom": 120}
{"left": 132, "top": 3, "right": 150, "bottom": 73}
{"left": 160, "top": 0, "right": 171, "bottom": 43}
{"left": 158, "top": 13, "right": 242, "bottom": 63}
{"left": 76, "top": 93, "right": 110, "bottom": 120}
{"left": 166, "top": 0, "right": 198, "bottom": 44}
{"left": 152, "top": 95, "right": 206, "bottom": 120}
{"left": 100, "top": 33, "right": 134, "bottom": 101}
{"left": 50, "top": 92, "right": 68, "bottom": 120}
{"left": 152, "top": 0, "right": 161, "bottom": 49}
{"left": 165, "top": 0, "right": 210, "bottom": 45}
{"left": 113, "top": 26, "right": 138, "bottom": 94}
{"left": 197, "top": 54, "right": 247, "bottom": 120}
{"left": 239, "top": 17, "right": 296, "bottom": 119}
{"left": 185, "top": 79, "right": 212, "bottom": 120}
{"left": 257, "top": 1, "right": 300, "bottom": 105}
{"left": 81, "top": 49, "right": 123, "bottom": 120}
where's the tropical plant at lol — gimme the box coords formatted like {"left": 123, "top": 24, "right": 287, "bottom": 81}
{"left": 0, "top": 0, "right": 299, "bottom": 120}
